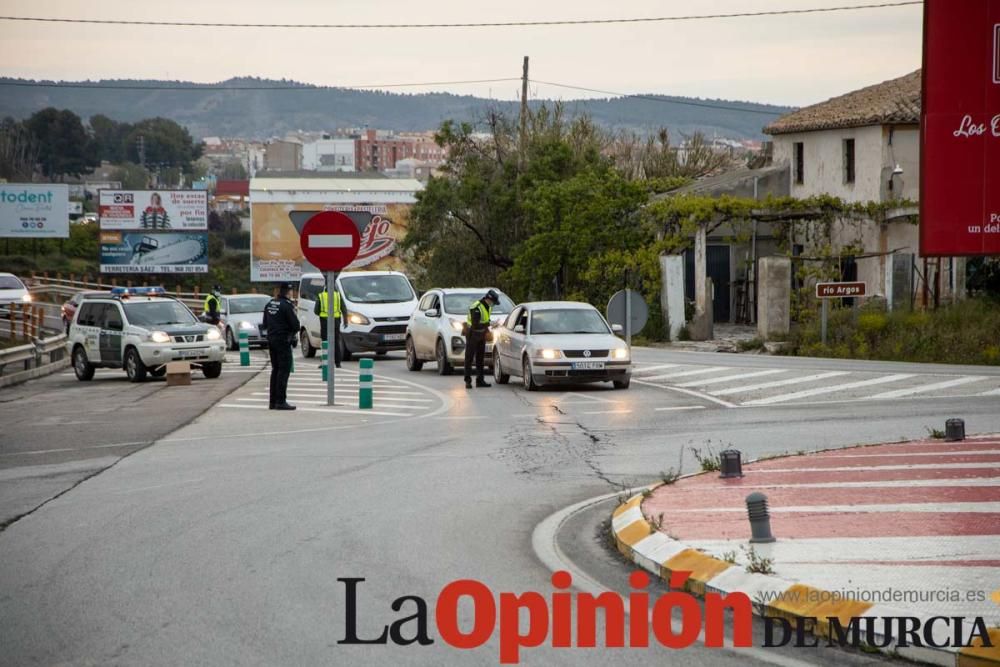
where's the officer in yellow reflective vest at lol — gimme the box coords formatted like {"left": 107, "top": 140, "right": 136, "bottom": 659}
{"left": 203, "top": 285, "right": 222, "bottom": 326}
{"left": 314, "top": 289, "right": 342, "bottom": 367}
{"left": 464, "top": 289, "right": 500, "bottom": 389}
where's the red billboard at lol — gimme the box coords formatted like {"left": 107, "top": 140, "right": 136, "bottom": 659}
{"left": 920, "top": 0, "right": 1000, "bottom": 256}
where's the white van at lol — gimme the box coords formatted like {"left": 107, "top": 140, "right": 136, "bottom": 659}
{"left": 297, "top": 270, "right": 418, "bottom": 360}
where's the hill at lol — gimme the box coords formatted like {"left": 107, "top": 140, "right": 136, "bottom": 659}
{"left": 0, "top": 77, "right": 791, "bottom": 140}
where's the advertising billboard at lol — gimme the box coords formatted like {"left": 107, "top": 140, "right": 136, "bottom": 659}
{"left": 100, "top": 231, "right": 208, "bottom": 274}
{"left": 0, "top": 183, "right": 69, "bottom": 238}
{"left": 250, "top": 204, "right": 410, "bottom": 282}
{"left": 920, "top": 0, "right": 1000, "bottom": 255}
{"left": 98, "top": 190, "right": 208, "bottom": 231}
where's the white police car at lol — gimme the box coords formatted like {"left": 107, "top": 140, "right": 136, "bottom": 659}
{"left": 67, "top": 287, "right": 227, "bottom": 382}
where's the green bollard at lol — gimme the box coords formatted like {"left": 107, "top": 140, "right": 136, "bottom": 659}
{"left": 359, "top": 357, "right": 373, "bottom": 409}
{"left": 239, "top": 331, "right": 250, "bottom": 366}
{"left": 321, "top": 339, "right": 328, "bottom": 381}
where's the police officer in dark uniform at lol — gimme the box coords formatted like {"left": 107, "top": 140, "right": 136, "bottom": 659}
{"left": 464, "top": 289, "right": 500, "bottom": 389}
{"left": 262, "top": 283, "right": 300, "bottom": 410}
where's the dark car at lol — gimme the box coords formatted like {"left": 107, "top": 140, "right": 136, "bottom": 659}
{"left": 62, "top": 291, "right": 109, "bottom": 333}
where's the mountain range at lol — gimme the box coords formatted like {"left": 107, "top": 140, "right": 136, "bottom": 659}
{"left": 0, "top": 77, "right": 793, "bottom": 141}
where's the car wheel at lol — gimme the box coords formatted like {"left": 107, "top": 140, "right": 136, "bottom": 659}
{"left": 124, "top": 347, "right": 147, "bottom": 382}
{"left": 613, "top": 377, "right": 631, "bottom": 389}
{"left": 436, "top": 338, "right": 453, "bottom": 376}
{"left": 338, "top": 335, "right": 353, "bottom": 362}
{"left": 494, "top": 352, "right": 510, "bottom": 384}
{"left": 522, "top": 355, "right": 539, "bottom": 391}
{"left": 72, "top": 346, "right": 95, "bottom": 381}
{"left": 202, "top": 361, "right": 223, "bottom": 379}
{"left": 301, "top": 330, "right": 316, "bottom": 358}
{"left": 150, "top": 367, "right": 166, "bottom": 378}
{"left": 225, "top": 327, "right": 237, "bottom": 351}
{"left": 405, "top": 337, "right": 423, "bottom": 371}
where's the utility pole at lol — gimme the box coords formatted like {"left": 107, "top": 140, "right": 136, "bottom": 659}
{"left": 519, "top": 56, "right": 529, "bottom": 169}
{"left": 136, "top": 135, "right": 146, "bottom": 168}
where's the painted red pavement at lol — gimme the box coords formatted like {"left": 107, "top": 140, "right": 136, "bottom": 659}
{"left": 642, "top": 437, "right": 1000, "bottom": 542}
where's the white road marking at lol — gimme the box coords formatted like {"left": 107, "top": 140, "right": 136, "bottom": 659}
{"left": 671, "top": 502, "right": 1000, "bottom": 514}
{"left": 868, "top": 376, "right": 984, "bottom": 399}
{"left": 711, "top": 371, "right": 849, "bottom": 396}
{"left": 634, "top": 379, "right": 737, "bottom": 408}
{"left": 251, "top": 391, "right": 432, "bottom": 402}
{"left": 632, "top": 363, "right": 680, "bottom": 374}
{"left": 742, "top": 373, "right": 915, "bottom": 406}
{"left": 978, "top": 387, "right": 1000, "bottom": 396}
{"left": 218, "top": 403, "right": 413, "bottom": 417}
{"left": 1, "top": 441, "right": 151, "bottom": 456}
{"left": 643, "top": 366, "right": 730, "bottom": 381}
{"left": 676, "top": 368, "right": 785, "bottom": 388}
{"left": 654, "top": 405, "right": 707, "bottom": 412}
{"left": 579, "top": 409, "right": 633, "bottom": 415}
{"left": 235, "top": 397, "right": 429, "bottom": 411}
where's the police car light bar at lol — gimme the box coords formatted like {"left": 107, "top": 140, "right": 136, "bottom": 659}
{"left": 111, "top": 286, "right": 166, "bottom": 298}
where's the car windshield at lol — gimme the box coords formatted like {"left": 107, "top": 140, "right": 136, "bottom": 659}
{"left": 124, "top": 301, "right": 197, "bottom": 326}
{"left": 0, "top": 276, "right": 25, "bottom": 290}
{"left": 443, "top": 292, "right": 513, "bottom": 315}
{"left": 530, "top": 308, "right": 610, "bottom": 335}
{"left": 340, "top": 275, "right": 414, "bottom": 304}
{"left": 228, "top": 296, "right": 271, "bottom": 314}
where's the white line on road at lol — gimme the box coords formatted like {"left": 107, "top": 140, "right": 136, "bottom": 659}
{"left": 654, "top": 405, "right": 707, "bottom": 412}
{"left": 0, "top": 441, "right": 151, "bottom": 456}
{"left": 579, "top": 409, "right": 633, "bottom": 415}
{"left": 676, "top": 368, "right": 785, "bottom": 388}
{"left": 250, "top": 391, "right": 432, "bottom": 402}
{"left": 218, "top": 403, "right": 413, "bottom": 417}
{"left": 631, "top": 363, "right": 680, "bottom": 374}
{"left": 634, "top": 379, "right": 737, "bottom": 408}
{"left": 711, "top": 371, "right": 849, "bottom": 396}
{"left": 868, "top": 376, "right": 984, "bottom": 399}
{"left": 235, "top": 397, "right": 429, "bottom": 411}
{"left": 978, "top": 387, "right": 1000, "bottom": 396}
{"left": 742, "top": 373, "right": 915, "bottom": 406}
{"left": 643, "top": 366, "right": 730, "bottom": 381}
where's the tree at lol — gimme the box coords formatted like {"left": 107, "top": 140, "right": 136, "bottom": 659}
{"left": 110, "top": 162, "right": 151, "bottom": 189}
{"left": 89, "top": 114, "right": 132, "bottom": 163}
{"left": 0, "top": 117, "right": 39, "bottom": 181}
{"left": 25, "top": 108, "right": 97, "bottom": 179}
{"left": 124, "top": 117, "right": 203, "bottom": 173}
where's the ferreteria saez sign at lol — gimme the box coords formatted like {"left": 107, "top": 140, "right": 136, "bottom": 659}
{"left": 920, "top": 0, "right": 1000, "bottom": 256}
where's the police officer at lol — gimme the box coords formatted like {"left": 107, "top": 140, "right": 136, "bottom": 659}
{"left": 262, "top": 282, "right": 300, "bottom": 410}
{"left": 464, "top": 289, "right": 500, "bottom": 389}
{"left": 203, "top": 285, "right": 222, "bottom": 326}
{"left": 314, "top": 287, "right": 342, "bottom": 368}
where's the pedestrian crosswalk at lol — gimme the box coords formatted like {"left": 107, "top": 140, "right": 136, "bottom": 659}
{"left": 217, "top": 358, "right": 441, "bottom": 418}
{"left": 632, "top": 361, "right": 1000, "bottom": 407}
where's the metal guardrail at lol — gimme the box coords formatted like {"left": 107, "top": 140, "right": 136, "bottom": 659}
{"left": 0, "top": 331, "right": 69, "bottom": 388}
{"left": 27, "top": 276, "right": 219, "bottom": 312}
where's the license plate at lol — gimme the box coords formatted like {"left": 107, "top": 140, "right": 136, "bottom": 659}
{"left": 382, "top": 333, "right": 406, "bottom": 342}
{"left": 179, "top": 349, "right": 203, "bottom": 358}
{"left": 572, "top": 361, "right": 605, "bottom": 370}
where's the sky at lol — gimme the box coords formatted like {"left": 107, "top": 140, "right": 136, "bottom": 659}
{"left": 0, "top": 0, "right": 924, "bottom": 107}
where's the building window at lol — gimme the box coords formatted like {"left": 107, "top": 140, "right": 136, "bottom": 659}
{"left": 793, "top": 142, "right": 804, "bottom": 185}
{"left": 843, "top": 138, "right": 855, "bottom": 184}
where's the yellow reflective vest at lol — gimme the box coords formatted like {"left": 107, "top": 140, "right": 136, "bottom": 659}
{"left": 318, "top": 291, "right": 342, "bottom": 318}
{"left": 204, "top": 294, "right": 219, "bottom": 314}
{"left": 466, "top": 300, "right": 491, "bottom": 328}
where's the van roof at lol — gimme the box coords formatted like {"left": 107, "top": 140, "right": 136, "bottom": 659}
{"left": 300, "top": 270, "right": 405, "bottom": 279}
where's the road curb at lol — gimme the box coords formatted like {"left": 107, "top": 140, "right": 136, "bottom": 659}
{"left": 611, "top": 485, "right": 1000, "bottom": 666}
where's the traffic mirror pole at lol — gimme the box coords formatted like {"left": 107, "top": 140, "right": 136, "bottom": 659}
{"left": 625, "top": 287, "right": 632, "bottom": 346}
{"left": 326, "top": 269, "right": 337, "bottom": 406}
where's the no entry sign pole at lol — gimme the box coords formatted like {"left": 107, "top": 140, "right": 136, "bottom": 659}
{"left": 299, "top": 211, "right": 361, "bottom": 406}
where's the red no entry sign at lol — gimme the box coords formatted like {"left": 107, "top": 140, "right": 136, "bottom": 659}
{"left": 299, "top": 211, "right": 361, "bottom": 272}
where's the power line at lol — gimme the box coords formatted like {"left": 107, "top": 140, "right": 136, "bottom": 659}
{"left": 0, "top": 78, "right": 522, "bottom": 91}
{"left": 532, "top": 80, "right": 789, "bottom": 116}
{"left": 0, "top": 2, "right": 922, "bottom": 29}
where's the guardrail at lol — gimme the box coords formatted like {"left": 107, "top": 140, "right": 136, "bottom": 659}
{"left": 0, "top": 331, "right": 69, "bottom": 388}
{"left": 26, "top": 275, "right": 273, "bottom": 312}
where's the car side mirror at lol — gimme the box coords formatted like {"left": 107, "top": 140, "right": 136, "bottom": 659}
{"left": 514, "top": 324, "right": 525, "bottom": 334}
{"left": 611, "top": 323, "right": 624, "bottom": 334}
{"left": 425, "top": 308, "right": 439, "bottom": 318}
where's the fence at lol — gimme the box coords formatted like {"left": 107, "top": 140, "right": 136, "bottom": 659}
{"left": 0, "top": 330, "right": 69, "bottom": 388}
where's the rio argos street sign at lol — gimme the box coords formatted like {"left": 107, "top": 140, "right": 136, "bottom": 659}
{"left": 920, "top": 0, "right": 1000, "bottom": 256}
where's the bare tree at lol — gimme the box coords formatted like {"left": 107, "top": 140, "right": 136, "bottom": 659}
{"left": 0, "top": 117, "right": 39, "bottom": 182}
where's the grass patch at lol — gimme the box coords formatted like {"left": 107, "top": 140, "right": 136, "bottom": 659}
{"left": 926, "top": 426, "right": 946, "bottom": 439}
{"left": 691, "top": 441, "right": 721, "bottom": 472}
{"left": 737, "top": 337, "right": 765, "bottom": 352}
{"left": 782, "top": 298, "right": 1000, "bottom": 365}
{"left": 742, "top": 545, "right": 775, "bottom": 575}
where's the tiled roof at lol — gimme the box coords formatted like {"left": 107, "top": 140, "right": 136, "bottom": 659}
{"left": 763, "top": 70, "right": 920, "bottom": 135}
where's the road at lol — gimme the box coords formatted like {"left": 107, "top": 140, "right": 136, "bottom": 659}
{"left": 1, "top": 346, "right": 998, "bottom": 666}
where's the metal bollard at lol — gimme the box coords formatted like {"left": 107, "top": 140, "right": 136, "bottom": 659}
{"left": 945, "top": 418, "right": 965, "bottom": 442}
{"left": 321, "top": 340, "right": 328, "bottom": 381}
{"left": 239, "top": 331, "right": 250, "bottom": 366}
{"left": 359, "top": 358, "right": 373, "bottom": 409}
{"left": 746, "top": 492, "right": 776, "bottom": 543}
{"left": 719, "top": 449, "right": 743, "bottom": 479}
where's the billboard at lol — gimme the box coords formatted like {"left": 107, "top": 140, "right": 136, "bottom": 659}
{"left": 98, "top": 190, "right": 208, "bottom": 231}
{"left": 0, "top": 183, "right": 69, "bottom": 238}
{"left": 250, "top": 204, "right": 410, "bottom": 281}
{"left": 920, "top": 0, "right": 1000, "bottom": 255}
{"left": 100, "top": 231, "right": 208, "bottom": 274}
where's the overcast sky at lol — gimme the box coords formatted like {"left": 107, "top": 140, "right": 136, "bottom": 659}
{"left": 0, "top": 0, "right": 923, "bottom": 107}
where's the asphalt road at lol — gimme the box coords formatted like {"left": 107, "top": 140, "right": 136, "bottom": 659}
{"left": 1, "top": 346, "right": 998, "bottom": 666}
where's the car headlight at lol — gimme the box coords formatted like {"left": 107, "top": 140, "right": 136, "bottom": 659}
{"left": 239, "top": 320, "right": 255, "bottom": 330}
{"left": 612, "top": 347, "right": 629, "bottom": 360}
{"left": 450, "top": 319, "right": 465, "bottom": 333}
{"left": 346, "top": 311, "right": 370, "bottom": 326}
{"left": 150, "top": 331, "right": 171, "bottom": 343}
{"left": 538, "top": 348, "right": 562, "bottom": 360}
{"left": 206, "top": 328, "right": 222, "bottom": 341}
{"left": 21, "top": 293, "right": 32, "bottom": 302}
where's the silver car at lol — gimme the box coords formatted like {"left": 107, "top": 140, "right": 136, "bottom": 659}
{"left": 493, "top": 301, "right": 631, "bottom": 390}
{"left": 219, "top": 294, "right": 272, "bottom": 351}
{"left": 405, "top": 288, "right": 514, "bottom": 375}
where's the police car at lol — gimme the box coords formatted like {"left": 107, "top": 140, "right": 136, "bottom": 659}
{"left": 67, "top": 287, "right": 227, "bottom": 382}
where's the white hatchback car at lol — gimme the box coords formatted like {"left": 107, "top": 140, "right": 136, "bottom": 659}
{"left": 492, "top": 301, "right": 631, "bottom": 390}
{"left": 404, "top": 288, "right": 514, "bottom": 374}
{"left": 0, "top": 272, "right": 31, "bottom": 307}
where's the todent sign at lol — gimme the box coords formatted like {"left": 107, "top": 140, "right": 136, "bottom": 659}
{"left": 815, "top": 282, "right": 866, "bottom": 299}
{"left": 299, "top": 211, "right": 361, "bottom": 272}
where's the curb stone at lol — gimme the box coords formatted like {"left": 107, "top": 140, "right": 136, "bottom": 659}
{"left": 611, "top": 488, "right": 1000, "bottom": 666}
